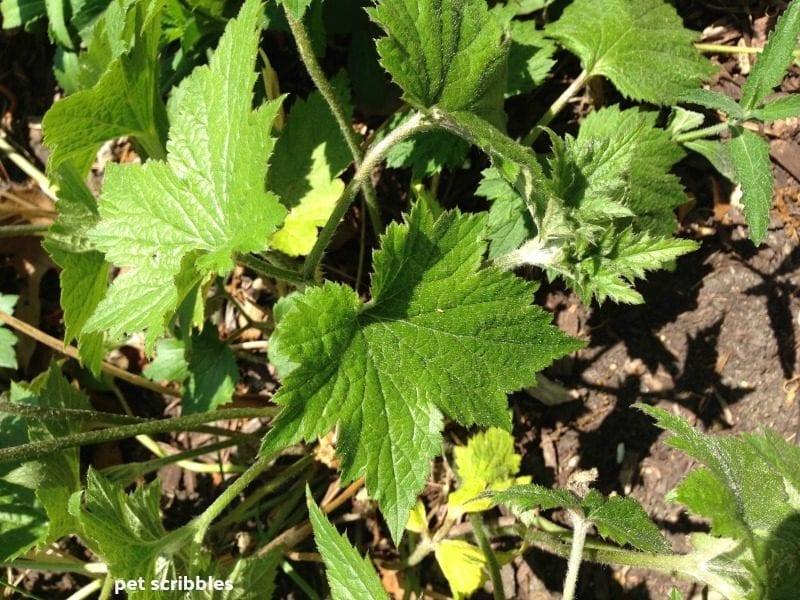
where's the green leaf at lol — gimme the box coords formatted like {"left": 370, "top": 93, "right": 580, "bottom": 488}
{"left": 215, "top": 550, "right": 282, "bottom": 600}
{"left": 667, "top": 107, "right": 705, "bottom": 136}
{"left": 581, "top": 491, "right": 670, "bottom": 554}
{"left": 384, "top": 119, "right": 470, "bottom": 180}
{"left": 477, "top": 167, "right": 537, "bottom": 259}
{"left": 0, "top": 294, "right": 19, "bottom": 369}
{"left": 0, "top": 0, "right": 45, "bottom": 28}
{"left": 546, "top": 0, "right": 714, "bottom": 104}
{"left": 506, "top": 21, "right": 556, "bottom": 97}
{"left": 84, "top": 0, "right": 287, "bottom": 350}
{"left": 740, "top": 0, "right": 800, "bottom": 110}
{"left": 268, "top": 80, "right": 353, "bottom": 256}
{"left": 183, "top": 322, "right": 238, "bottom": 414}
{"left": 44, "top": 164, "right": 108, "bottom": 373}
{"left": 758, "top": 95, "right": 800, "bottom": 122}
{"left": 262, "top": 202, "right": 581, "bottom": 540}
{"left": 434, "top": 539, "right": 487, "bottom": 599}
{"left": 0, "top": 412, "right": 47, "bottom": 561}
{"left": 637, "top": 403, "right": 800, "bottom": 597}
{"left": 143, "top": 337, "right": 189, "bottom": 382}
{"left": 667, "top": 588, "right": 684, "bottom": 600}
{"left": 10, "top": 363, "right": 90, "bottom": 543}
{"left": 728, "top": 126, "right": 773, "bottom": 244}
{"left": 678, "top": 88, "right": 744, "bottom": 119}
{"left": 576, "top": 105, "right": 688, "bottom": 223}
{"left": 307, "top": 488, "right": 389, "bottom": 600}
{"left": 42, "top": 0, "right": 168, "bottom": 175}
{"left": 370, "top": 0, "right": 509, "bottom": 128}
{"left": 79, "top": 469, "right": 191, "bottom": 589}
{"left": 683, "top": 139, "right": 736, "bottom": 182}
{"left": 490, "top": 483, "right": 580, "bottom": 512}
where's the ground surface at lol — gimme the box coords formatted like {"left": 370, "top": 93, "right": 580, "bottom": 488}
{"left": 0, "top": 1, "right": 799, "bottom": 599}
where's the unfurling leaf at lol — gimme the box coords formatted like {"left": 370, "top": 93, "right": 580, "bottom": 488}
{"left": 262, "top": 202, "right": 581, "bottom": 540}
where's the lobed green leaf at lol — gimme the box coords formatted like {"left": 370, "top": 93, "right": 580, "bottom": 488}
{"left": 84, "top": 0, "right": 286, "bottom": 350}
{"left": 370, "top": 0, "right": 509, "bottom": 128}
{"left": 262, "top": 202, "right": 581, "bottom": 540}
{"left": 546, "top": 0, "right": 714, "bottom": 104}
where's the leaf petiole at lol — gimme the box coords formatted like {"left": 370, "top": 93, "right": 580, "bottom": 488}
{"left": 301, "top": 111, "right": 434, "bottom": 281}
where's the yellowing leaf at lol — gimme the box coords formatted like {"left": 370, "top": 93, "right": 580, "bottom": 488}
{"left": 405, "top": 500, "right": 428, "bottom": 534}
{"left": 448, "top": 427, "right": 530, "bottom": 515}
{"left": 435, "top": 539, "right": 486, "bottom": 599}
{"left": 269, "top": 81, "right": 353, "bottom": 256}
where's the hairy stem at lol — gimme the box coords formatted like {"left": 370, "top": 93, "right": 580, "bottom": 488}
{"left": 236, "top": 253, "right": 308, "bottom": 287}
{"left": 211, "top": 454, "right": 315, "bottom": 532}
{"left": 2, "top": 558, "right": 106, "bottom": 577}
{"left": 674, "top": 121, "right": 732, "bottom": 143}
{"left": 285, "top": 9, "right": 382, "bottom": 235}
{"left": 522, "top": 68, "right": 591, "bottom": 146}
{"left": 562, "top": 510, "right": 590, "bottom": 600}
{"left": 0, "top": 406, "right": 278, "bottom": 463}
{"left": 302, "top": 112, "right": 433, "bottom": 281}
{"left": 469, "top": 513, "right": 505, "bottom": 600}
{"left": 0, "top": 223, "right": 50, "bottom": 237}
{"left": 191, "top": 452, "right": 275, "bottom": 544}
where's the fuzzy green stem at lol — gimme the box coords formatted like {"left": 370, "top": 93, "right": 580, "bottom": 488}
{"left": 302, "top": 111, "right": 433, "bottom": 281}
{"left": 562, "top": 510, "right": 590, "bottom": 600}
{"left": 0, "top": 223, "right": 50, "bottom": 237}
{"left": 191, "top": 452, "right": 274, "bottom": 544}
{"left": 0, "top": 407, "right": 278, "bottom": 464}
{"left": 469, "top": 513, "right": 505, "bottom": 600}
{"left": 522, "top": 68, "right": 591, "bottom": 146}
{"left": 284, "top": 9, "right": 382, "bottom": 235}
{"left": 98, "top": 576, "right": 114, "bottom": 600}
{"left": 101, "top": 439, "right": 241, "bottom": 484}
{"left": 211, "top": 454, "right": 314, "bottom": 531}
{"left": 236, "top": 253, "right": 308, "bottom": 287}
{"left": 674, "top": 121, "right": 733, "bottom": 143}
{"left": 522, "top": 527, "right": 742, "bottom": 597}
